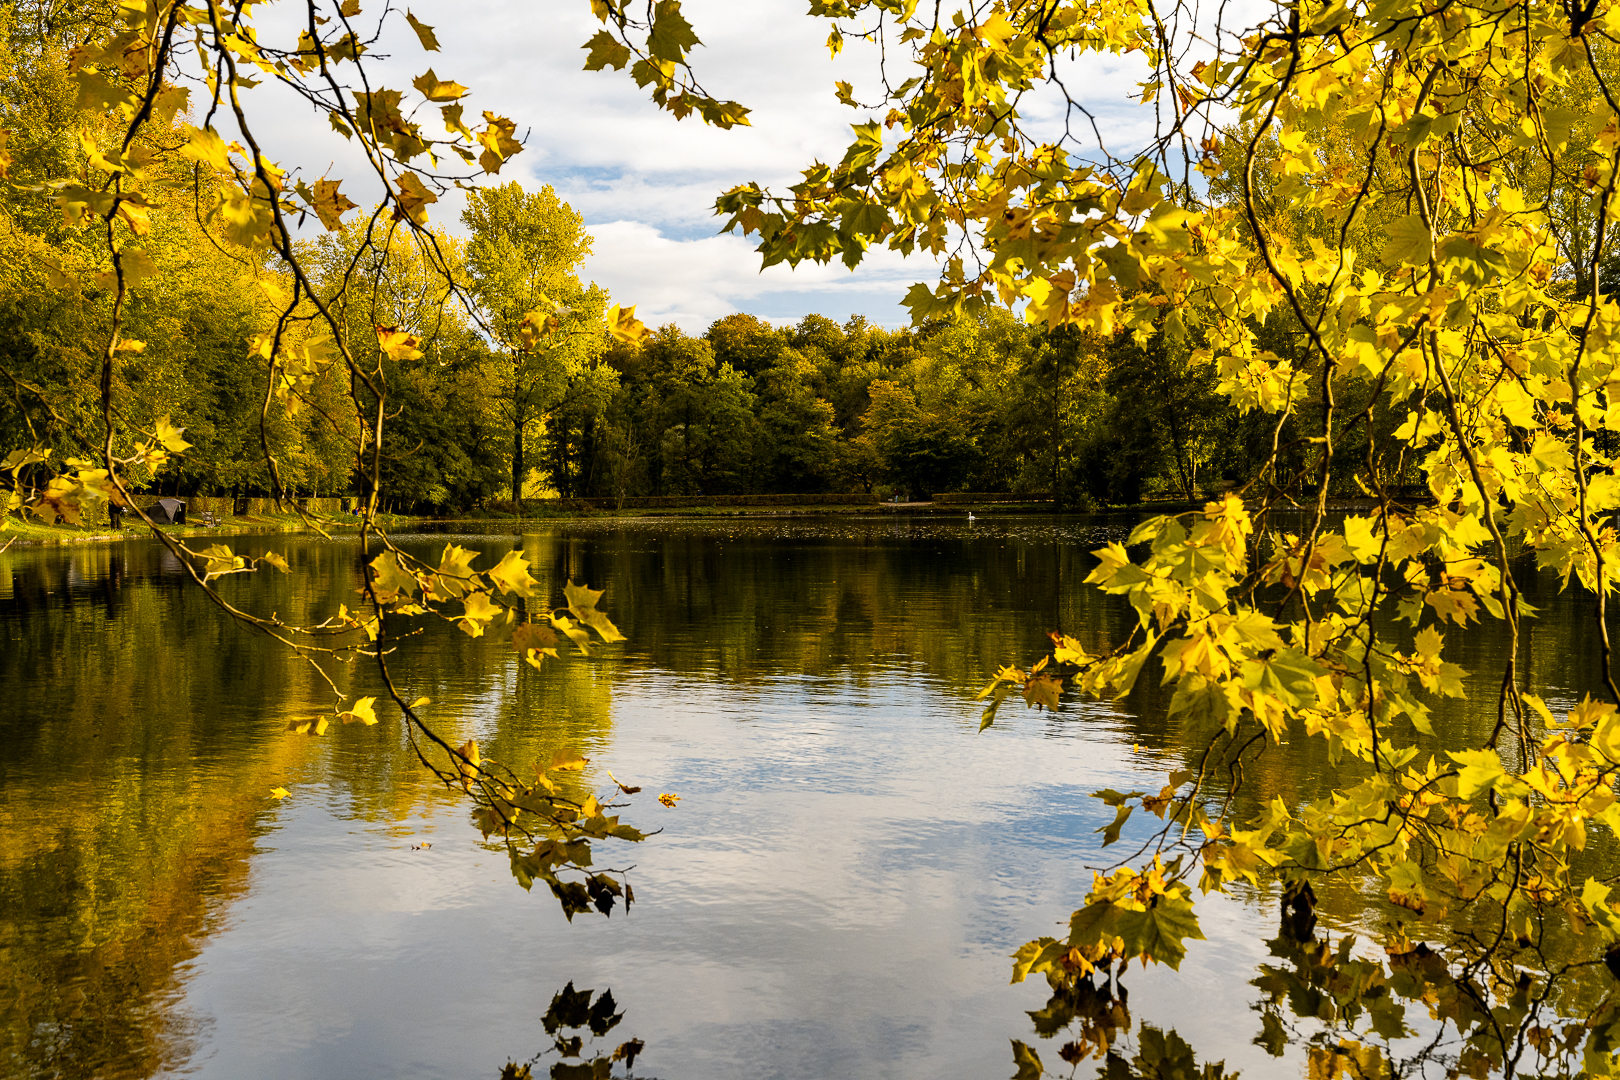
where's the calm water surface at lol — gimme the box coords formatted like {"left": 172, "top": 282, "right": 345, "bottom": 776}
{"left": 0, "top": 516, "right": 1605, "bottom": 1079}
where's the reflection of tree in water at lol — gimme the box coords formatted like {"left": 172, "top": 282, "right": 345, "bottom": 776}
{"left": 0, "top": 544, "right": 334, "bottom": 1080}
{"left": 500, "top": 982, "right": 647, "bottom": 1080}
{"left": 1014, "top": 889, "right": 1620, "bottom": 1080}
{"left": 1012, "top": 972, "right": 1233, "bottom": 1080}
{"left": 0, "top": 538, "right": 635, "bottom": 1078}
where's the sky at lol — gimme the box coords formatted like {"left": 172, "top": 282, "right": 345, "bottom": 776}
{"left": 448, "top": 1, "right": 926, "bottom": 332}
{"left": 242, "top": 1, "right": 1164, "bottom": 333}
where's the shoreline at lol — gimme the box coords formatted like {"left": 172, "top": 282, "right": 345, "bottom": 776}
{"left": 1, "top": 500, "right": 1094, "bottom": 548}
{"left": 2, "top": 495, "right": 1384, "bottom": 549}
{"left": 0, "top": 511, "right": 425, "bottom": 549}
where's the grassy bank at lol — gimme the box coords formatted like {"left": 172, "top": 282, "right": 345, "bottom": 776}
{"left": 0, "top": 510, "right": 427, "bottom": 547}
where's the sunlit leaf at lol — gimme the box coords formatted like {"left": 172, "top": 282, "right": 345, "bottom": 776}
{"left": 564, "top": 580, "right": 626, "bottom": 643}
{"left": 339, "top": 696, "right": 379, "bottom": 725}
{"left": 404, "top": 10, "right": 439, "bottom": 50}
{"left": 412, "top": 69, "right": 467, "bottom": 101}
{"left": 309, "top": 178, "right": 357, "bottom": 230}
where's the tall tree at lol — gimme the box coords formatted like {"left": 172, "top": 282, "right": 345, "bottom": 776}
{"left": 460, "top": 182, "right": 605, "bottom": 502}
{"left": 301, "top": 217, "right": 505, "bottom": 511}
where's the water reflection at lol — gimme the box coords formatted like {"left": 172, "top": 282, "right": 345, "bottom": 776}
{"left": 1014, "top": 902, "right": 1620, "bottom": 1080}
{"left": 500, "top": 982, "right": 647, "bottom": 1080}
{"left": 1, "top": 516, "right": 1611, "bottom": 1079}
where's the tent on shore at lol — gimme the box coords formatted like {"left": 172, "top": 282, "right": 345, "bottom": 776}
{"left": 143, "top": 498, "right": 186, "bottom": 524}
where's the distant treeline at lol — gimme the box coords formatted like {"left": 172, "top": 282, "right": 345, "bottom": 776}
{"left": 534, "top": 308, "right": 1381, "bottom": 511}
{"left": 0, "top": 289, "right": 1407, "bottom": 516}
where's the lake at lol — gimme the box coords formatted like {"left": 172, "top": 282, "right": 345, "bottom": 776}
{"left": 0, "top": 516, "right": 1607, "bottom": 1079}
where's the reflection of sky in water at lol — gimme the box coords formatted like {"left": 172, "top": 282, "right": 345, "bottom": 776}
{"left": 2, "top": 515, "right": 1609, "bottom": 1079}
{"left": 174, "top": 672, "right": 1170, "bottom": 1080}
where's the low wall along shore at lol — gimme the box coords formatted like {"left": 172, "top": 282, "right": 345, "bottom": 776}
{"left": 62, "top": 495, "right": 349, "bottom": 527}
{"left": 931, "top": 491, "right": 1055, "bottom": 504}
{"left": 560, "top": 493, "right": 881, "bottom": 510}
{"left": 184, "top": 496, "right": 349, "bottom": 517}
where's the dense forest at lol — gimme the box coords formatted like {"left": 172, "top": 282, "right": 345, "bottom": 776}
{"left": 547, "top": 309, "right": 1275, "bottom": 509}
{"left": 0, "top": 0, "right": 1339, "bottom": 518}
{"left": 0, "top": 182, "right": 1348, "bottom": 517}
{"left": 0, "top": 151, "right": 1276, "bottom": 516}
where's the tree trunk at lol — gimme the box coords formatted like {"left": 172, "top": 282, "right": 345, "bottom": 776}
{"left": 1051, "top": 374, "right": 1062, "bottom": 503}
{"left": 557, "top": 421, "right": 572, "bottom": 497}
{"left": 512, "top": 405, "right": 525, "bottom": 504}
{"left": 1166, "top": 407, "right": 1195, "bottom": 502}
{"left": 683, "top": 400, "right": 693, "bottom": 493}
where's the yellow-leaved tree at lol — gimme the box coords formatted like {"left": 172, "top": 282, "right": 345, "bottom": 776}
{"left": 0, "top": 0, "right": 650, "bottom": 921}
{"left": 581, "top": 0, "right": 1620, "bottom": 1074}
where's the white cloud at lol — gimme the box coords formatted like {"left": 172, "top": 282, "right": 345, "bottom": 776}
{"left": 228, "top": 1, "right": 1162, "bottom": 329}
{"left": 583, "top": 220, "right": 935, "bottom": 332}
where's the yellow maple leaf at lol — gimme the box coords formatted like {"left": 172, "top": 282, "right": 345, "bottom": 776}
{"left": 310, "top": 177, "right": 357, "bottom": 231}
{"left": 368, "top": 551, "right": 419, "bottom": 603}
{"left": 486, "top": 549, "right": 537, "bottom": 597}
{"left": 405, "top": 11, "right": 439, "bottom": 50}
{"left": 455, "top": 738, "right": 480, "bottom": 789}
{"left": 564, "top": 580, "right": 626, "bottom": 643}
{"left": 153, "top": 415, "right": 191, "bottom": 453}
{"left": 513, "top": 621, "right": 560, "bottom": 669}
{"left": 606, "top": 303, "right": 647, "bottom": 345}
{"left": 115, "top": 195, "right": 152, "bottom": 236}
{"left": 198, "top": 543, "right": 246, "bottom": 577}
{"left": 434, "top": 543, "right": 479, "bottom": 591}
{"left": 412, "top": 68, "right": 467, "bottom": 101}
{"left": 392, "top": 172, "right": 438, "bottom": 224}
{"left": 1023, "top": 673, "right": 1063, "bottom": 710}
{"left": 475, "top": 111, "right": 522, "bottom": 174}
{"left": 339, "top": 696, "right": 379, "bottom": 725}
{"left": 457, "top": 590, "right": 503, "bottom": 637}
{"left": 375, "top": 326, "right": 423, "bottom": 362}
{"left": 181, "top": 125, "right": 232, "bottom": 170}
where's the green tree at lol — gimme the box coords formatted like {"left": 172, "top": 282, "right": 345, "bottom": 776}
{"left": 624, "top": 325, "right": 755, "bottom": 495}
{"left": 460, "top": 182, "right": 606, "bottom": 503}
{"left": 301, "top": 217, "right": 510, "bottom": 511}
{"left": 750, "top": 347, "right": 840, "bottom": 491}
{"left": 862, "top": 377, "right": 979, "bottom": 498}
{"left": 1001, "top": 326, "right": 1102, "bottom": 504}
{"left": 705, "top": 312, "right": 786, "bottom": 379}
{"left": 1065, "top": 329, "right": 1226, "bottom": 505}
